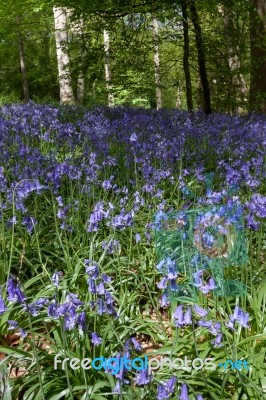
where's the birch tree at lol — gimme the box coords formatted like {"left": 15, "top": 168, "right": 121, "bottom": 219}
{"left": 16, "top": 15, "right": 30, "bottom": 102}
{"left": 53, "top": 6, "right": 75, "bottom": 104}
{"left": 152, "top": 16, "right": 162, "bottom": 109}
{"left": 103, "top": 29, "right": 115, "bottom": 107}
{"left": 181, "top": 0, "right": 193, "bottom": 110}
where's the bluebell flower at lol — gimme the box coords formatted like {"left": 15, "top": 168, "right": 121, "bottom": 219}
{"left": 131, "top": 337, "right": 142, "bottom": 351}
{"left": 22, "top": 216, "right": 36, "bottom": 234}
{"left": 7, "top": 277, "right": 26, "bottom": 304}
{"left": 179, "top": 383, "right": 189, "bottom": 400}
{"left": 159, "top": 293, "right": 170, "bottom": 307}
{"left": 51, "top": 271, "right": 63, "bottom": 287}
{"left": 196, "top": 394, "right": 204, "bottom": 400}
{"left": 77, "top": 311, "right": 86, "bottom": 333}
{"left": 28, "top": 298, "right": 48, "bottom": 316}
{"left": 193, "top": 305, "right": 208, "bottom": 318}
{"left": 228, "top": 306, "right": 250, "bottom": 328}
{"left": 66, "top": 293, "right": 84, "bottom": 307}
{"left": 193, "top": 270, "right": 204, "bottom": 287}
{"left": 211, "top": 332, "right": 223, "bottom": 348}
{"left": 48, "top": 300, "right": 58, "bottom": 318}
{"left": 157, "top": 376, "right": 177, "bottom": 400}
{"left": 96, "top": 281, "right": 105, "bottom": 295}
{"left": 134, "top": 369, "right": 153, "bottom": 385}
{"left": 157, "top": 277, "right": 168, "bottom": 290}
{"left": 7, "top": 320, "right": 27, "bottom": 339}
{"left": 209, "top": 322, "right": 221, "bottom": 336}
{"left": 64, "top": 306, "right": 77, "bottom": 330}
{"left": 198, "top": 320, "right": 213, "bottom": 328}
{"left": 135, "top": 233, "right": 141, "bottom": 243}
{"left": 88, "top": 279, "right": 97, "bottom": 293}
{"left": 0, "top": 295, "right": 7, "bottom": 314}
{"left": 130, "top": 133, "right": 138, "bottom": 142}
{"left": 173, "top": 305, "right": 184, "bottom": 327}
{"left": 91, "top": 332, "right": 102, "bottom": 346}
{"left": 184, "top": 307, "right": 193, "bottom": 325}
{"left": 113, "top": 380, "right": 122, "bottom": 394}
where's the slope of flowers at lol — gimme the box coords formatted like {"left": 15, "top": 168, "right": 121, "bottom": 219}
{"left": 0, "top": 102, "right": 265, "bottom": 400}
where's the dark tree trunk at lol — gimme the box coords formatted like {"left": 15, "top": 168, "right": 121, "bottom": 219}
{"left": 189, "top": 0, "right": 212, "bottom": 114}
{"left": 249, "top": 0, "right": 266, "bottom": 113}
{"left": 181, "top": 0, "right": 193, "bottom": 111}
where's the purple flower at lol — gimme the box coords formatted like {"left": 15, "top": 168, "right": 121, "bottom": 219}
{"left": 198, "top": 320, "right": 213, "bottom": 328}
{"left": 159, "top": 293, "right": 170, "bottom": 307}
{"left": 22, "top": 216, "right": 37, "bottom": 234}
{"left": 28, "top": 298, "right": 47, "bottom": 316}
{"left": 209, "top": 322, "right": 221, "bottom": 336}
{"left": 179, "top": 383, "right": 189, "bottom": 400}
{"left": 66, "top": 293, "right": 84, "bottom": 307}
{"left": 157, "top": 376, "right": 177, "bottom": 400}
{"left": 113, "top": 380, "right": 122, "bottom": 394}
{"left": 211, "top": 332, "right": 223, "bottom": 348}
{"left": 173, "top": 305, "right": 184, "bottom": 327}
{"left": 64, "top": 306, "right": 77, "bottom": 330}
{"left": 183, "top": 307, "right": 192, "bottom": 325}
{"left": 7, "top": 277, "right": 26, "bottom": 304}
{"left": 96, "top": 281, "right": 105, "bottom": 295}
{"left": 77, "top": 311, "right": 86, "bottom": 333}
{"left": 157, "top": 277, "right": 168, "bottom": 290}
{"left": 193, "top": 270, "right": 204, "bottom": 287}
{"left": 193, "top": 305, "right": 208, "bottom": 317}
{"left": 135, "top": 233, "right": 141, "bottom": 243}
{"left": 91, "top": 332, "right": 102, "bottom": 346}
{"left": 48, "top": 300, "right": 58, "bottom": 318}
{"left": 88, "top": 279, "right": 97, "bottom": 293}
{"left": 131, "top": 337, "right": 142, "bottom": 351}
{"left": 0, "top": 295, "right": 7, "bottom": 314}
{"left": 130, "top": 133, "right": 138, "bottom": 142}
{"left": 51, "top": 271, "right": 63, "bottom": 287}
{"left": 229, "top": 306, "right": 250, "bottom": 328}
{"left": 134, "top": 369, "right": 153, "bottom": 385}
{"left": 196, "top": 395, "right": 204, "bottom": 400}
{"left": 7, "top": 320, "right": 27, "bottom": 339}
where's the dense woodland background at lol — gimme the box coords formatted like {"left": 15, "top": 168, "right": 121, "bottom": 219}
{"left": 0, "top": 0, "right": 265, "bottom": 113}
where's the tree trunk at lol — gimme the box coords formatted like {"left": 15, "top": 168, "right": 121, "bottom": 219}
{"left": 176, "top": 80, "right": 182, "bottom": 109}
{"left": 189, "top": 0, "right": 212, "bottom": 114}
{"left": 16, "top": 16, "right": 30, "bottom": 102}
{"left": 249, "top": 0, "right": 266, "bottom": 113}
{"left": 53, "top": 7, "right": 75, "bottom": 105}
{"left": 181, "top": 0, "right": 193, "bottom": 111}
{"left": 67, "top": 10, "right": 86, "bottom": 104}
{"left": 103, "top": 29, "right": 115, "bottom": 107}
{"left": 220, "top": 6, "right": 248, "bottom": 114}
{"left": 152, "top": 16, "right": 163, "bottom": 109}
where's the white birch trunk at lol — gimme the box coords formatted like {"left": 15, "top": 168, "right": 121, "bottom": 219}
{"left": 53, "top": 7, "right": 75, "bottom": 104}
{"left": 103, "top": 29, "right": 115, "bottom": 107}
{"left": 16, "top": 15, "right": 30, "bottom": 102}
{"left": 152, "top": 16, "right": 162, "bottom": 110}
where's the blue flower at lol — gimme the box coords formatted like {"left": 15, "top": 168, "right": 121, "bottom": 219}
{"left": 131, "top": 337, "right": 142, "bottom": 351}
{"left": 0, "top": 295, "right": 7, "bottom": 314}
{"left": 91, "top": 332, "right": 102, "bottom": 346}
{"left": 157, "top": 376, "right": 177, "bottom": 400}
{"left": 51, "top": 271, "right": 63, "bottom": 287}
{"left": 179, "top": 383, "right": 189, "bottom": 400}
{"left": 134, "top": 369, "right": 153, "bottom": 385}
{"left": 193, "top": 305, "right": 208, "bottom": 317}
